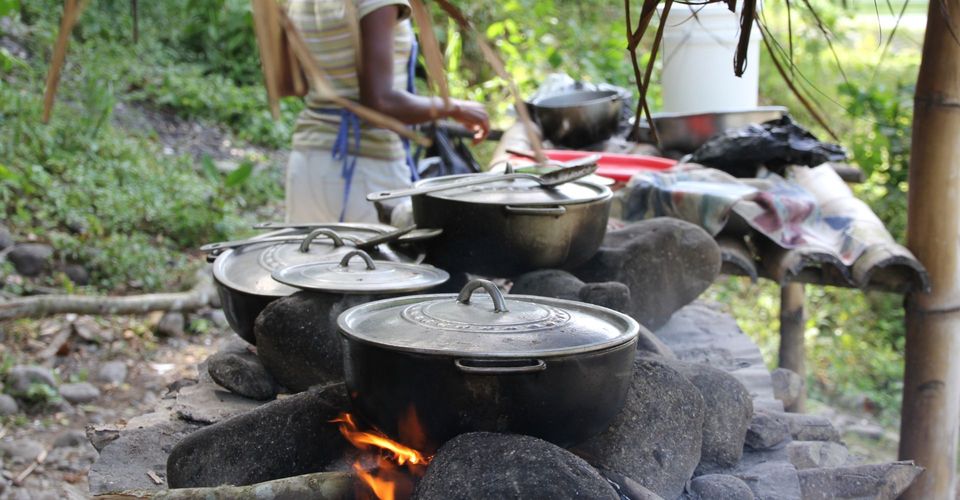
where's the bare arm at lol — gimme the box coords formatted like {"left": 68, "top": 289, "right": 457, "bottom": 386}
{"left": 358, "top": 5, "right": 490, "bottom": 142}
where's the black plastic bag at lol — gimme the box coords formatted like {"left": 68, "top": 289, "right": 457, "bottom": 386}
{"left": 688, "top": 115, "right": 847, "bottom": 177}
{"left": 417, "top": 124, "right": 481, "bottom": 178}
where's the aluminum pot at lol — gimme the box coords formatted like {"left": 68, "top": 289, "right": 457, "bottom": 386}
{"left": 411, "top": 173, "right": 612, "bottom": 277}
{"left": 337, "top": 279, "right": 640, "bottom": 449}
{"left": 209, "top": 224, "right": 422, "bottom": 343}
{"left": 528, "top": 90, "right": 623, "bottom": 148}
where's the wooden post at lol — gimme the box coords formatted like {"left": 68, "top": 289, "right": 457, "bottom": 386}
{"left": 778, "top": 282, "right": 806, "bottom": 413}
{"left": 42, "top": 0, "right": 86, "bottom": 123}
{"left": 898, "top": 0, "right": 960, "bottom": 496}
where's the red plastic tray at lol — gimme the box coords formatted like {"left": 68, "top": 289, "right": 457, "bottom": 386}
{"left": 508, "top": 150, "right": 676, "bottom": 183}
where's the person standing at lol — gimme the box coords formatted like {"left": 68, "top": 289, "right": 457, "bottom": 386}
{"left": 284, "top": 0, "right": 490, "bottom": 223}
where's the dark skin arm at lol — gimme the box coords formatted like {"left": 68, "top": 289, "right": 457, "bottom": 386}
{"left": 358, "top": 5, "right": 490, "bottom": 143}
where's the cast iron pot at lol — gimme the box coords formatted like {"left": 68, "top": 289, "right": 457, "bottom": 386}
{"left": 337, "top": 279, "right": 639, "bottom": 450}
{"left": 411, "top": 174, "right": 612, "bottom": 277}
{"left": 528, "top": 90, "right": 623, "bottom": 148}
{"left": 209, "top": 224, "right": 420, "bottom": 343}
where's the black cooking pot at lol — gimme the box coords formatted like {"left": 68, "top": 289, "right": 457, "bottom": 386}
{"left": 208, "top": 224, "right": 423, "bottom": 343}
{"left": 337, "top": 280, "right": 639, "bottom": 450}
{"left": 528, "top": 90, "right": 623, "bottom": 148}
{"left": 411, "top": 173, "right": 612, "bottom": 277}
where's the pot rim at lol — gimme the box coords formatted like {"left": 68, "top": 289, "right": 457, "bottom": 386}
{"left": 531, "top": 89, "right": 622, "bottom": 109}
{"left": 412, "top": 176, "right": 613, "bottom": 206}
{"left": 337, "top": 283, "right": 640, "bottom": 358}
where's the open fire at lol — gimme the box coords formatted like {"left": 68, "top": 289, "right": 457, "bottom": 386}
{"left": 332, "top": 410, "right": 433, "bottom": 500}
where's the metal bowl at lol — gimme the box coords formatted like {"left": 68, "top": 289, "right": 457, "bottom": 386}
{"left": 528, "top": 90, "right": 623, "bottom": 148}
{"left": 642, "top": 106, "right": 788, "bottom": 153}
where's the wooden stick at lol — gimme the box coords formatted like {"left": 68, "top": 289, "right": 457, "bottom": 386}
{"left": 278, "top": 8, "right": 431, "bottom": 147}
{"left": 0, "top": 276, "right": 215, "bottom": 322}
{"left": 410, "top": 0, "right": 451, "bottom": 109}
{"left": 14, "top": 448, "right": 47, "bottom": 486}
{"left": 431, "top": 0, "right": 545, "bottom": 163}
{"left": 42, "top": 0, "right": 87, "bottom": 123}
{"left": 95, "top": 471, "right": 353, "bottom": 499}
{"left": 251, "top": 0, "right": 282, "bottom": 119}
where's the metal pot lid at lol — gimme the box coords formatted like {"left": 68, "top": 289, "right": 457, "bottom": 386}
{"left": 272, "top": 250, "right": 448, "bottom": 294}
{"left": 414, "top": 174, "right": 611, "bottom": 205}
{"left": 338, "top": 279, "right": 639, "bottom": 357}
{"left": 213, "top": 228, "right": 397, "bottom": 297}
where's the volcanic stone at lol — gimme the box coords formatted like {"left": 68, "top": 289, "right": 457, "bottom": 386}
{"left": 254, "top": 291, "right": 386, "bottom": 392}
{"left": 601, "top": 470, "right": 665, "bottom": 499}
{"left": 58, "top": 382, "right": 101, "bottom": 404}
{"left": 573, "top": 218, "right": 722, "bottom": 330}
{"left": 156, "top": 311, "right": 186, "bottom": 337}
{"left": 96, "top": 361, "right": 128, "bottom": 385}
{"left": 687, "top": 474, "right": 755, "bottom": 499}
{"left": 0, "top": 225, "right": 12, "bottom": 251}
{"left": 0, "top": 439, "right": 44, "bottom": 465}
{"left": 771, "top": 368, "right": 804, "bottom": 408}
{"left": 510, "top": 269, "right": 584, "bottom": 301}
{"left": 414, "top": 432, "right": 619, "bottom": 500}
{"left": 53, "top": 430, "right": 89, "bottom": 448}
{"left": 578, "top": 281, "right": 631, "bottom": 313}
{"left": 732, "top": 460, "right": 802, "bottom": 500}
{"left": 7, "top": 243, "right": 54, "bottom": 277}
{"left": 745, "top": 411, "right": 791, "bottom": 451}
{"left": 760, "top": 410, "right": 841, "bottom": 443}
{"left": 787, "top": 441, "right": 849, "bottom": 470}
{"left": 571, "top": 355, "right": 705, "bottom": 499}
{"left": 0, "top": 394, "right": 18, "bottom": 415}
{"left": 63, "top": 264, "right": 90, "bottom": 285}
{"left": 661, "top": 358, "right": 753, "bottom": 472}
{"left": 6, "top": 364, "right": 57, "bottom": 394}
{"left": 166, "top": 384, "right": 351, "bottom": 488}
{"left": 206, "top": 350, "right": 278, "bottom": 401}
{"left": 796, "top": 461, "right": 923, "bottom": 500}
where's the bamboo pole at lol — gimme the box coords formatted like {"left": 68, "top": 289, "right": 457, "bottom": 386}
{"left": 778, "top": 282, "right": 806, "bottom": 413}
{"left": 898, "top": 0, "right": 960, "bottom": 496}
{"left": 42, "top": 0, "right": 87, "bottom": 123}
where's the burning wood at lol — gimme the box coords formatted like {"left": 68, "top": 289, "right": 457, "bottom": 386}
{"left": 332, "top": 411, "right": 433, "bottom": 500}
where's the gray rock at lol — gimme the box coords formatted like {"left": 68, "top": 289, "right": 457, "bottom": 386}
{"left": 156, "top": 311, "right": 186, "bottom": 337}
{"left": 787, "top": 441, "right": 849, "bottom": 470}
{"left": 578, "top": 281, "right": 632, "bottom": 313}
{"left": 59, "top": 382, "right": 101, "bottom": 404}
{"left": 573, "top": 218, "right": 721, "bottom": 330}
{"left": 771, "top": 368, "right": 803, "bottom": 408}
{"left": 764, "top": 410, "right": 841, "bottom": 443}
{"left": 732, "top": 461, "right": 802, "bottom": 500}
{"left": 0, "top": 394, "right": 18, "bottom": 415}
{"left": 89, "top": 405, "right": 204, "bottom": 495}
{"left": 0, "top": 439, "right": 44, "bottom": 464}
{"left": 688, "top": 474, "right": 755, "bottom": 499}
{"left": 6, "top": 365, "right": 57, "bottom": 394}
{"left": 53, "top": 430, "right": 89, "bottom": 448}
{"left": 510, "top": 269, "right": 584, "bottom": 301}
{"left": 601, "top": 470, "right": 665, "bottom": 500}
{"left": 207, "top": 350, "right": 278, "bottom": 401}
{"left": 745, "top": 411, "right": 791, "bottom": 451}
{"left": 8, "top": 243, "right": 54, "bottom": 277}
{"left": 255, "top": 291, "right": 386, "bottom": 392}
{"left": 0, "top": 225, "right": 13, "bottom": 251}
{"left": 63, "top": 264, "right": 90, "bottom": 286}
{"left": 571, "top": 355, "right": 705, "bottom": 500}
{"left": 166, "top": 384, "right": 350, "bottom": 488}
{"left": 173, "top": 378, "right": 262, "bottom": 425}
{"left": 797, "top": 461, "right": 923, "bottom": 500}
{"left": 96, "top": 361, "right": 128, "bottom": 385}
{"left": 414, "top": 432, "right": 619, "bottom": 500}
{"left": 660, "top": 359, "right": 753, "bottom": 472}
{"left": 844, "top": 422, "right": 885, "bottom": 440}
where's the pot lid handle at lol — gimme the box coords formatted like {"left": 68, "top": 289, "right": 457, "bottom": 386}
{"left": 456, "top": 279, "right": 508, "bottom": 313}
{"left": 338, "top": 249, "right": 377, "bottom": 270}
{"left": 299, "top": 229, "right": 345, "bottom": 253}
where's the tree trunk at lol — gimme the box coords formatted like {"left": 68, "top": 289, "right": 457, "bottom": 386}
{"left": 898, "top": 0, "right": 960, "bottom": 497}
{"left": 778, "top": 283, "right": 806, "bottom": 413}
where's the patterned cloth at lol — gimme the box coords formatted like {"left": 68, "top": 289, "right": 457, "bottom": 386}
{"left": 620, "top": 164, "right": 864, "bottom": 265}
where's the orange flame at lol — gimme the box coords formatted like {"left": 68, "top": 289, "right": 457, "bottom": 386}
{"left": 332, "top": 410, "right": 433, "bottom": 500}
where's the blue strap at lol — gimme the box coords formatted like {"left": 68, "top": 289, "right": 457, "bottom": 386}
{"left": 403, "top": 37, "right": 420, "bottom": 182}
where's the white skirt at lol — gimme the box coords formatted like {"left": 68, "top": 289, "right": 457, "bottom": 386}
{"left": 284, "top": 149, "right": 412, "bottom": 224}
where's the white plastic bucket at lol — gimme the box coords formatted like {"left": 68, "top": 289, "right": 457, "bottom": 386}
{"left": 660, "top": 3, "right": 760, "bottom": 114}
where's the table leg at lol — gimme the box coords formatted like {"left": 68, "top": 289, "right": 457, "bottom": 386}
{"left": 779, "top": 282, "right": 806, "bottom": 413}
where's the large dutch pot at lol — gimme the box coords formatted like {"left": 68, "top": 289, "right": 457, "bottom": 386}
{"left": 411, "top": 174, "right": 612, "bottom": 277}
{"left": 209, "top": 224, "right": 420, "bottom": 344}
{"left": 337, "top": 279, "right": 640, "bottom": 450}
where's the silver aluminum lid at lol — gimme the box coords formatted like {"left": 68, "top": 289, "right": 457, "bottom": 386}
{"left": 272, "top": 250, "right": 448, "bottom": 294}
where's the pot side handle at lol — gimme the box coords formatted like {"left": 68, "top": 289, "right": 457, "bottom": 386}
{"left": 455, "top": 358, "right": 547, "bottom": 374}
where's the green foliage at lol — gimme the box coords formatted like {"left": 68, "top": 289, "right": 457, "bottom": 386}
{"left": 179, "top": 0, "right": 261, "bottom": 85}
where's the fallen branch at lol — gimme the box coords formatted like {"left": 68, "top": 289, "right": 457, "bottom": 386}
{"left": 14, "top": 448, "right": 48, "bottom": 486}
{"left": 0, "top": 275, "right": 215, "bottom": 322}
{"left": 95, "top": 471, "right": 353, "bottom": 499}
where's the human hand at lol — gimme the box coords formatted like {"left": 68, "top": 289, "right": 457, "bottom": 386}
{"left": 449, "top": 99, "right": 490, "bottom": 144}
